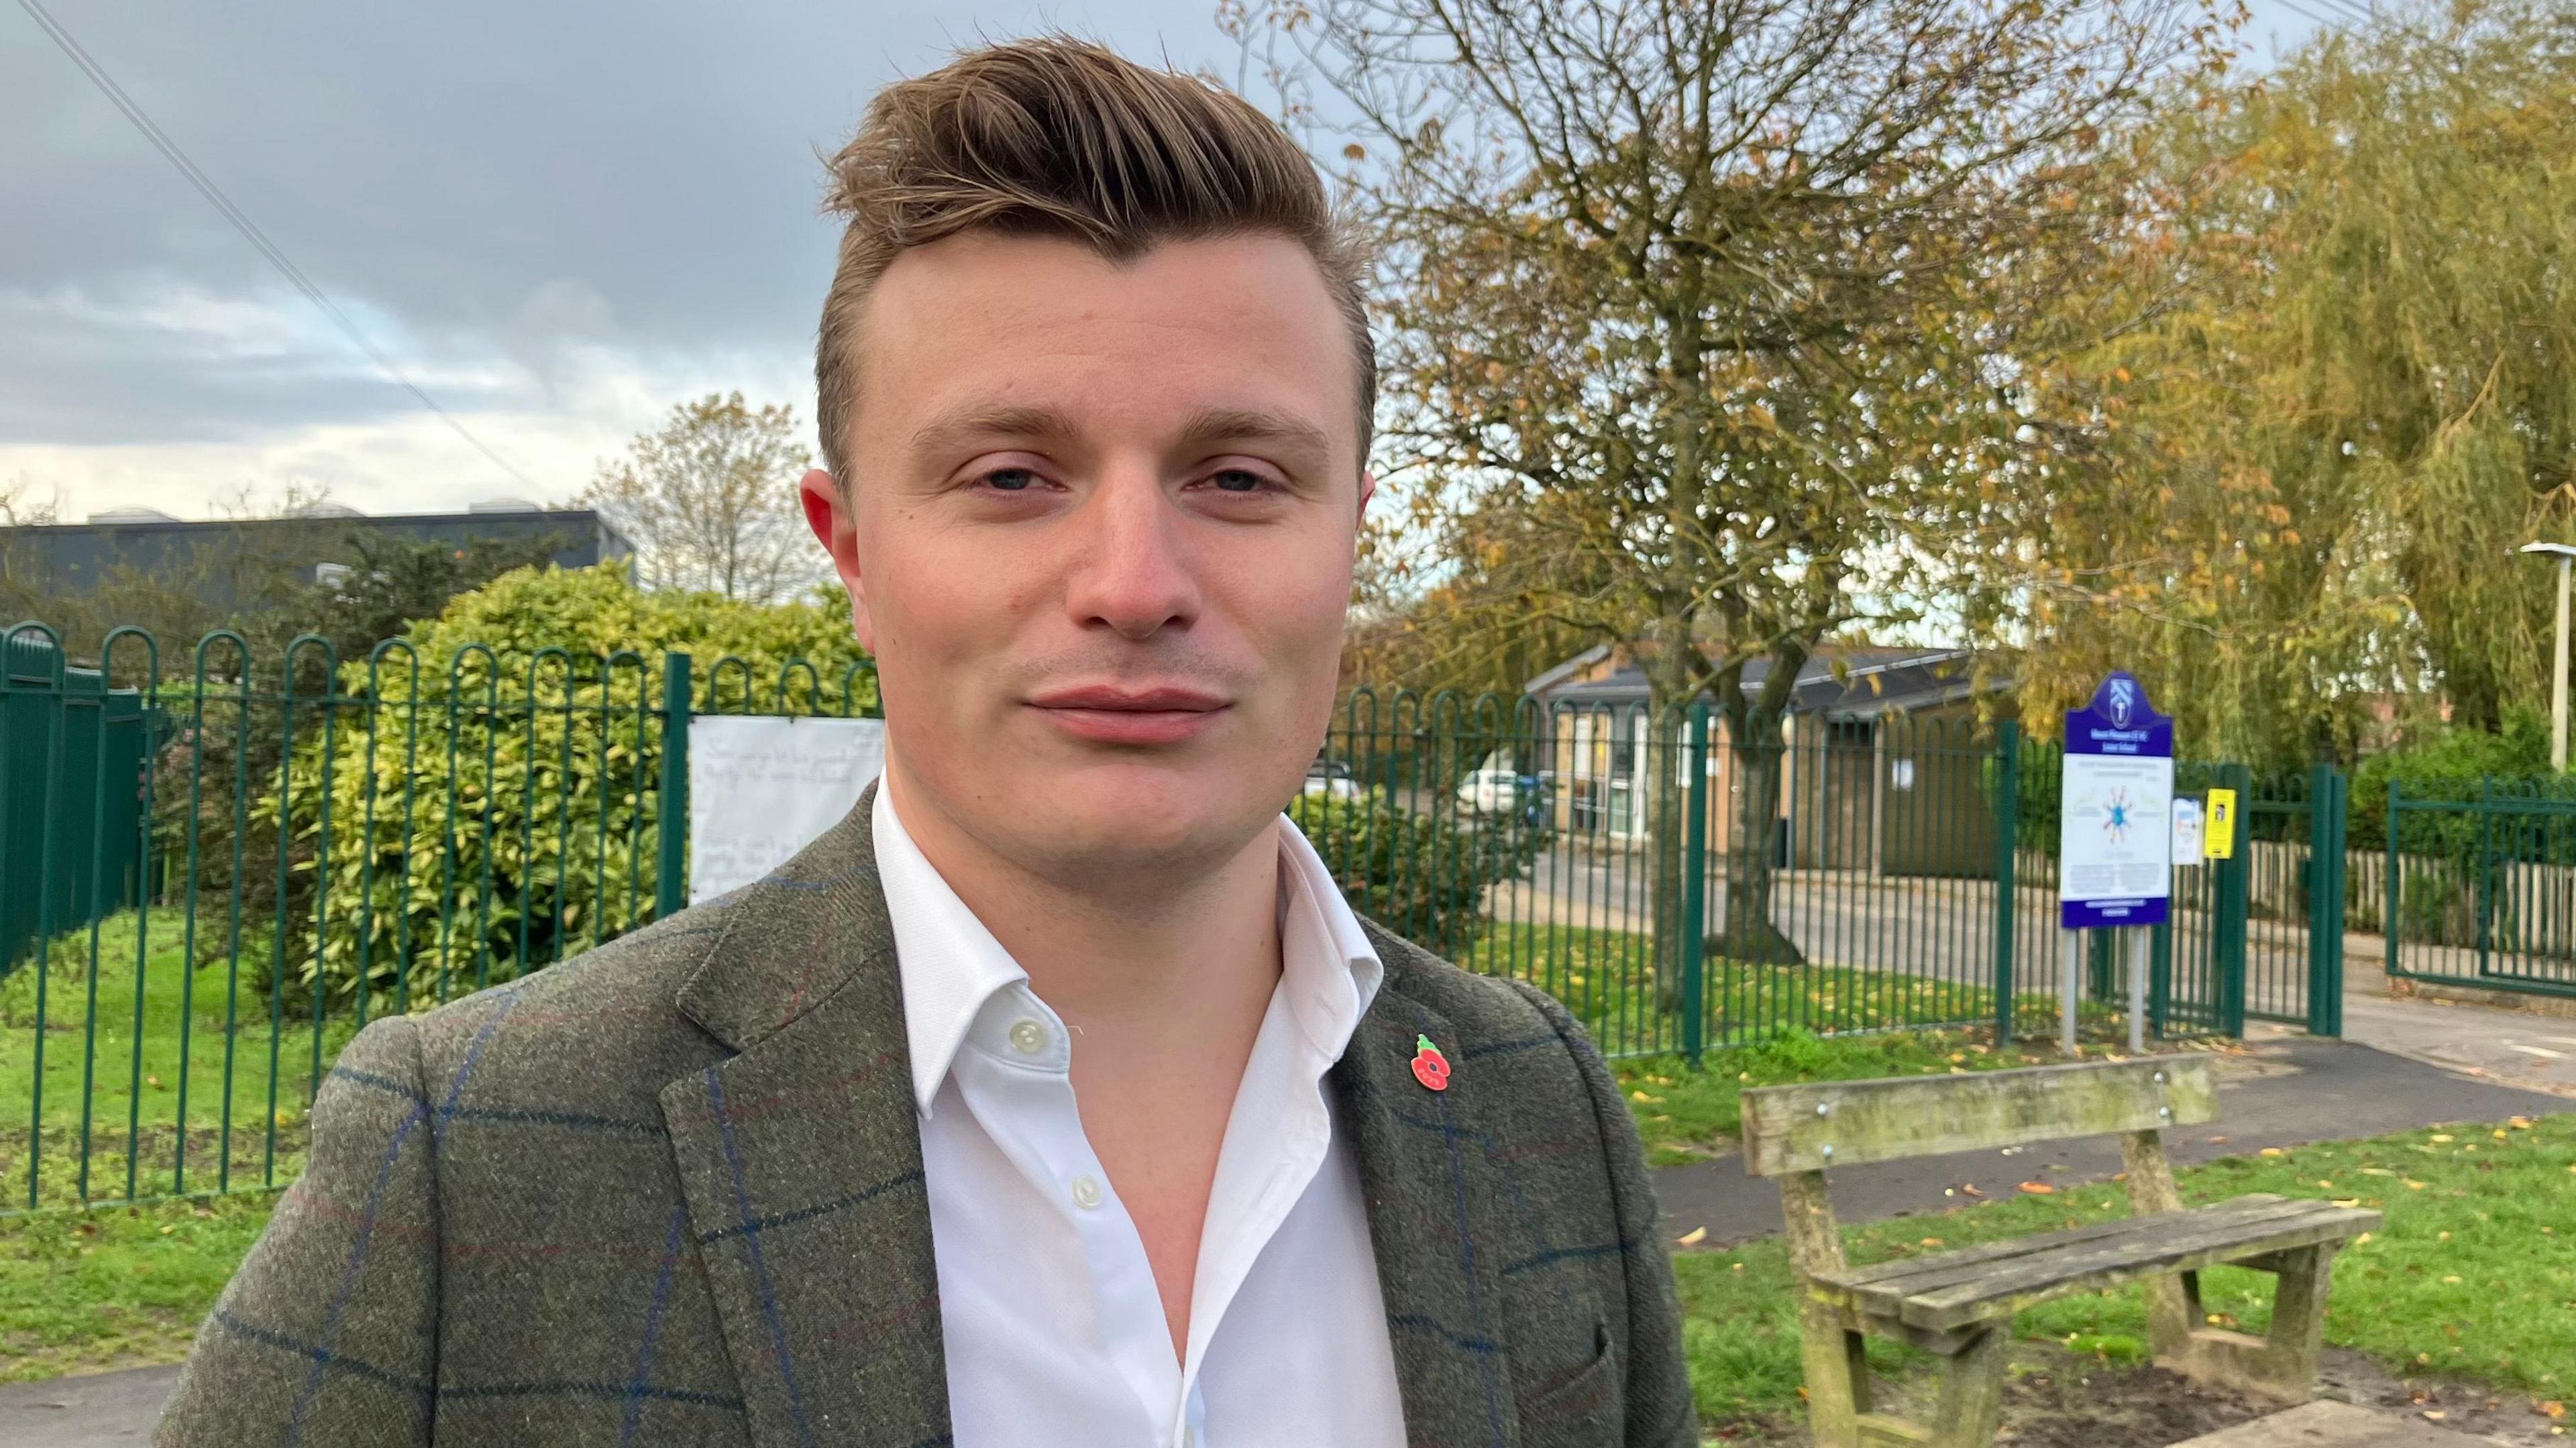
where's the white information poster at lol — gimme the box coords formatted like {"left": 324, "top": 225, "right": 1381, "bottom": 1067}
{"left": 688, "top": 716, "right": 886, "bottom": 905}
{"left": 2055, "top": 750, "right": 2175, "bottom": 921}
{"left": 2169, "top": 795, "right": 2206, "bottom": 866}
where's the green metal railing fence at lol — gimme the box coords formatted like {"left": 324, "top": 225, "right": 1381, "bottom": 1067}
{"left": 3, "top": 620, "right": 2354, "bottom": 1214}
{"left": 2382, "top": 777, "right": 2576, "bottom": 1001}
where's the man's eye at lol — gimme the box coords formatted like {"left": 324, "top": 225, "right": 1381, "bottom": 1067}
{"left": 981, "top": 468, "right": 1038, "bottom": 492}
{"left": 1210, "top": 469, "right": 1266, "bottom": 494}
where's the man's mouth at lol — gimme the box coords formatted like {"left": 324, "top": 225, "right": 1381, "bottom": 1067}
{"left": 1024, "top": 684, "right": 1232, "bottom": 746}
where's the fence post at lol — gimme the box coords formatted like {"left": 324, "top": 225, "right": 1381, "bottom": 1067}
{"left": 2384, "top": 778, "right": 2403, "bottom": 982}
{"left": 654, "top": 652, "right": 693, "bottom": 922}
{"left": 2214, "top": 762, "right": 2253, "bottom": 1037}
{"left": 1990, "top": 719, "right": 2020, "bottom": 1044}
{"left": 1678, "top": 704, "right": 1711, "bottom": 1066}
{"left": 2306, "top": 762, "right": 2346, "bottom": 1037}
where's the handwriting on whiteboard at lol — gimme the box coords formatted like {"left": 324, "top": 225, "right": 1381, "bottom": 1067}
{"left": 687, "top": 716, "right": 886, "bottom": 905}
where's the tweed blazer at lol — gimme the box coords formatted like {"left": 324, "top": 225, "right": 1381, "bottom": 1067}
{"left": 156, "top": 797, "right": 1695, "bottom": 1447}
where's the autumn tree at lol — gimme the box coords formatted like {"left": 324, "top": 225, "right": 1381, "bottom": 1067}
{"left": 2000, "top": 0, "right": 2576, "bottom": 766}
{"left": 584, "top": 392, "right": 821, "bottom": 603}
{"left": 1234, "top": 0, "right": 2229, "bottom": 960}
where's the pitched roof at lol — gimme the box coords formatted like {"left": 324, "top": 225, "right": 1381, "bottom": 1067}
{"left": 1527, "top": 646, "right": 2001, "bottom": 718}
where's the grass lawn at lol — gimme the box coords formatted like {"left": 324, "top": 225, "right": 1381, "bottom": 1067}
{"left": 1674, "top": 1113, "right": 2576, "bottom": 1431}
{"left": 0, "top": 1190, "right": 281, "bottom": 1382}
{"left": 1, "top": 909, "right": 354, "bottom": 1211}
{"left": 1464, "top": 922, "right": 2110, "bottom": 1063}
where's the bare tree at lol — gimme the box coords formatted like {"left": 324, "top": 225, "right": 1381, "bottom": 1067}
{"left": 1232, "top": 0, "right": 2231, "bottom": 962}
{"left": 584, "top": 392, "right": 822, "bottom": 603}
{"left": 0, "top": 473, "right": 62, "bottom": 528}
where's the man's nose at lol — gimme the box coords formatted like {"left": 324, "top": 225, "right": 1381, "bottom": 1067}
{"left": 1063, "top": 469, "right": 1201, "bottom": 641}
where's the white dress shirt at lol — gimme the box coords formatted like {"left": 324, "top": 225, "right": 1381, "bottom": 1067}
{"left": 872, "top": 784, "right": 1409, "bottom": 1448}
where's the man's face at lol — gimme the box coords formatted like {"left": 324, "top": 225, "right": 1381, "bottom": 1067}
{"left": 803, "top": 231, "right": 1369, "bottom": 885}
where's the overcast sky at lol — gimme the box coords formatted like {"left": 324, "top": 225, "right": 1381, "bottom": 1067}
{"left": 3, "top": 0, "right": 2337, "bottom": 524}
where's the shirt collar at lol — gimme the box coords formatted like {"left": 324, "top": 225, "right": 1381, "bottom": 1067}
{"left": 871, "top": 783, "right": 1385, "bottom": 1116}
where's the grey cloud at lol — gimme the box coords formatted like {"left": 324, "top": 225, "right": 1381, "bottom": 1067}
{"left": 2, "top": 0, "right": 1230, "bottom": 447}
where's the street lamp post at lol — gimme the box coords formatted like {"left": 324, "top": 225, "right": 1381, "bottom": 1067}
{"left": 2520, "top": 542, "right": 2576, "bottom": 773}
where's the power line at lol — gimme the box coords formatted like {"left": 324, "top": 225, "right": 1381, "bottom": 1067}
{"left": 2271, "top": 0, "right": 2355, "bottom": 34}
{"left": 13, "top": 0, "right": 540, "bottom": 492}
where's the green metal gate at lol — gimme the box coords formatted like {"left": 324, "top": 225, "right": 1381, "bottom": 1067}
{"left": 2383, "top": 778, "right": 2576, "bottom": 1001}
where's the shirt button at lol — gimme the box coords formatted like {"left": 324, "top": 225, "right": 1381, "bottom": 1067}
{"left": 1069, "top": 1174, "right": 1104, "bottom": 1211}
{"left": 1008, "top": 1018, "right": 1049, "bottom": 1056}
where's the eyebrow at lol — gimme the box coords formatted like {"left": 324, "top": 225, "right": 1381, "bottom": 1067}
{"left": 1173, "top": 407, "right": 1333, "bottom": 461}
{"left": 906, "top": 402, "right": 1335, "bottom": 465}
{"left": 908, "top": 403, "right": 1080, "bottom": 457}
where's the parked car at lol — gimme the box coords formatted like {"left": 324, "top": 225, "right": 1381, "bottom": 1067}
{"left": 1458, "top": 765, "right": 1552, "bottom": 828}
{"left": 1456, "top": 765, "right": 1523, "bottom": 814}
{"left": 1302, "top": 758, "right": 1362, "bottom": 799}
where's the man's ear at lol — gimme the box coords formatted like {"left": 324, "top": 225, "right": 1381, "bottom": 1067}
{"left": 800, "top": 467, "right": 876, "bottom": 651}
{"left": 1358, "top": 469, "right": 1377, "bottom": 516}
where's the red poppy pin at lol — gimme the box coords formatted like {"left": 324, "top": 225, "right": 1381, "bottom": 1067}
{"left": 1410, "top": 1034, "right": 1451, "bottom": 1092}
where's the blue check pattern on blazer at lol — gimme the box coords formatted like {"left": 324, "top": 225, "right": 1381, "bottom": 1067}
{"left": 156, "top": 791, "right": 1696, "bottom": 1447}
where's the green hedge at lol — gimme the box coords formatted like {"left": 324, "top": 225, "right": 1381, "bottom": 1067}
{"left": 264, "top": 563, "right": 872, "bottom": 1008}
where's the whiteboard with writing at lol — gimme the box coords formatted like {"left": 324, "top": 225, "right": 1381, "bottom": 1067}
{"left": 688, "top": 716, "right": 885, "bottom": 905}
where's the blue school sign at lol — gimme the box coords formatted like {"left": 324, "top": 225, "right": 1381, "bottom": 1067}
{"left": 2057, "top": 672, "right": 2175, "bottom": 930}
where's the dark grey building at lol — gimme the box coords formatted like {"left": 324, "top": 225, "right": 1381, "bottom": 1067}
{"left": 3, "top": 500, "right": 632, "bottom": 607}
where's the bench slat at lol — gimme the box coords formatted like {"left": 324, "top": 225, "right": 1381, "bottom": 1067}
{"left": 1891, "top": 1207, "right": 2373, "bottom": 1329}
{"left": 1815, "top": 1196, "right": 2379, "bottom": 1331}
{"left": 1742, "top": 1057, "right": 2218, "bottom": 1176}
{"left": 1825, "top": 1194, "right": 2302, "bottom": 1288}
{"left": 1832, "top": 1197, "right": 2322, "bottom": 1298}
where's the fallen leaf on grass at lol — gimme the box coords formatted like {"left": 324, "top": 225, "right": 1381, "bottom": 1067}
{"left": 2019, "top": 1182, "right": 2056, "bottom": 1195}
{"left": 2259, "top": 1147, "right": 2284, "bottom": 1157}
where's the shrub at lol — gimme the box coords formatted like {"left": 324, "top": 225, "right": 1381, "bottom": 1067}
{"left": 1288, "top": 788, "right": 1547, "bottom": 958}
{"left": 262, "top": 563, "right": 873, "bottom": 1009}
{"left": 2346, "top": 708, "right": 2559, "bottom": 852}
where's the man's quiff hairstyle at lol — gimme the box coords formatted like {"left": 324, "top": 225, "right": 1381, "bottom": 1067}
{"left": 814, "top": 37, "right": 1374, "bottom": 485}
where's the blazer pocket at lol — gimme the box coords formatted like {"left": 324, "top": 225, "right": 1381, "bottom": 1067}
{"left": 1515, "top": 1321, "right": 1623, "bottom": 1447}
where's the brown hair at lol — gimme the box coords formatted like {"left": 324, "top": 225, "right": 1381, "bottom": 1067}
{"left": 814, "top": 37, "right": 1373, "bottom": 484}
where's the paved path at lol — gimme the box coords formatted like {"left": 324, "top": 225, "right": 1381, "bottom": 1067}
{"left": 0, "top": 1365, "right": 177, "bottom": 1448}
{"left": 1652, "top": 1034, "right": 2570, "bottom": 1246}
{"left": 2335, "top": 958, "right": 2576, "bottom": 1098}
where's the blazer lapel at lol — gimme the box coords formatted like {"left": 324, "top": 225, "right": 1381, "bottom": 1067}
{"left": 658, "top": 789, "right": 949, "bottom": 1448}
{"left": 1335, "top": 958, "right": 1520, "bottom": 1448}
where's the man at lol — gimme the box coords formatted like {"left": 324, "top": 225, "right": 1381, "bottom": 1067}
{"left": 158, "top": 38, "right": 1691, "bottom": 1448}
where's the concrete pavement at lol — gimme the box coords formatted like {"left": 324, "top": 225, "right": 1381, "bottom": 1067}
{"left": 0, "top": 1365, "right": 177, "bottom": 1448}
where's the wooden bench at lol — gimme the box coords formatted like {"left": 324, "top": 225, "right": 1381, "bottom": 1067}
{"left": 1740, "top": 1057, "right": 2379, "bottom": 1448}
